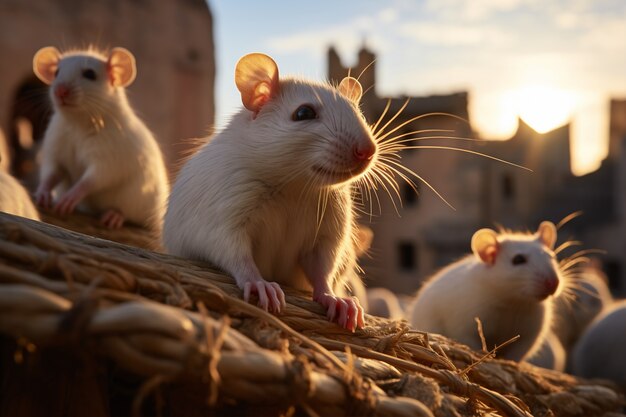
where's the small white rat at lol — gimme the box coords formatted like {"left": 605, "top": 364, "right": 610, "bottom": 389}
{"left": 408, "top": 221, "right": 561, "bottom": 361}
{"left": 571, "top": 300, "right": 626, "bottom": 388}
{"left": 164, "top": 53, "right": 377, "bottom": 331}
{"left": 32, "top": 46, "right": 169, "bottom": 230}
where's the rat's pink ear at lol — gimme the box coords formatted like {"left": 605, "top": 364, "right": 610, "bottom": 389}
{"left": 471, "top": 228, "right": 500, "bottom": 265}
{"left": 338, "top": 77, "right": 362, "bottom": 103}
{"left": 536, "top": 221, "right": 557, "bottom": 249}
{"left": 235, "top": 53, "right": 279, "bottom": 113}
{"left": 33, "top": 46, "right": 61, "bottom": 85}
{"left": 107, "top": 47, "right": 136, "bottom": 87}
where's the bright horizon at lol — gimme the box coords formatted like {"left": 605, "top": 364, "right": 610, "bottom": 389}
{"left": 209, "top": 0, "right": 626, "bottom": 176}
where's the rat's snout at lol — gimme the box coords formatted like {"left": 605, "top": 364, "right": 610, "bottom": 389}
{"left": 54, "top": 84, "right": 71, "bottom": 99}
{"left": 542, "top": 274, "right": 559, "bottom": 296}
{"left": 352, "top": 140, "right": 376, "bottom": 162}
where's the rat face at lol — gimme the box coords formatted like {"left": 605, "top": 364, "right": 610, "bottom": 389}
{"left": 472, "top": 221, "right": 561, "bottom": 301}
{"left": 33, "top": 46, "right": 136, "bottom": 116}
{"left": 234, "top": 53, "right": 377, "bottom": 187}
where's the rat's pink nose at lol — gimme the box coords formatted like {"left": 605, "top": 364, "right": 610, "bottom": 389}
{"left": 543, "top": 275, "right": 559, "bottom": 296}
{"left": 353, "top": 142, "right": 376, "bottom": 162}
{"left": 54, "top": 84, "right": 70, "bottom": 100}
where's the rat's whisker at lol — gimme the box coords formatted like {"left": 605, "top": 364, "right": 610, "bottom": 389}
{"left": 556, "top": 211, "right": 584, "bottom": 230}
{"left": 560, "top": 257, "right": 590, "bottom": 271}
{"left": 385, "top": 145, "right": 532, "bottom": 171}
{"left": 376, "top": 111, "right": 470, "bottom": 143}
{"left": 379, "top": 157, "right": 455, "bottom": 210}
{"left": 555, "top": 240, "right": 583, "bottom": 255}
{"left": 367, "top": 165, "right": 401, "bottom": 216}
{"left": 374, "top": 98, "right": 410, "bottom": 139}
{"left": 370, "top": 99, "right": 391, "bottom": 135}
{"left": 380, "top": 135, "right": 487, "bottom": 147}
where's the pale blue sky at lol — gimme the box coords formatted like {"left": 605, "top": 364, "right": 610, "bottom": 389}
{"left": 209, "top": 0, "right": 626, "bottom": 175}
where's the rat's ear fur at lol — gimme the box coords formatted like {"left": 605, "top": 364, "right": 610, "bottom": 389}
{"left": 33, "top": 46, "right": 61, "bottom": 85}
{"left": 235, "top": 53, "right": 279, "bottom": 113}
{"left": 471, "top": 228, "right": 500, "bottom": 265}
{"left": 107, "top": 47, "right": 137, "bottom": 88}
{"left": 536, "top": 221, "right": 557, "bottom": 249}
{"left": 338, "top": 77, "right": 362, "bottom": 103}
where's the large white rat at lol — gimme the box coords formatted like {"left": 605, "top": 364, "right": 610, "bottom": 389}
{"left": 164, "top": 53, "right": 377, "bottom": 331}
{"left": 408, "top": 222, "right": 561, "bottom": 361}
{"left": 32, "top": 46, "right": 169, "bottom": 230}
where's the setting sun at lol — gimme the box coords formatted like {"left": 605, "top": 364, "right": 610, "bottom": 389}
{"left": 510, "top": 85, "right": 576, "bottom": 133}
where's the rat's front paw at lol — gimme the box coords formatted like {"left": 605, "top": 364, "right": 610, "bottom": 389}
{"left": 34, "top": 187, "right": 53, "bottom": 209}
{"left": 100, "top": 208, "right": 125, "bottom": 229}
{"left": 243, "top": 280, "right": 286, "bottom": 313}
{"left": 54, "top": 189, "right": 83, "bottom": 215}
{"left": 314, "top": 293, "right": 365, "bottom": 332}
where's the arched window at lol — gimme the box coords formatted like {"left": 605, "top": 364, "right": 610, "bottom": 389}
{"left": 502, "top": 173, "right": 515, "bottom": 200}
{"left": 8, "top": 76, "right": 51, "bottom": 188}
{"left": 398, "top": 241, "right": 417, "bottom": 271}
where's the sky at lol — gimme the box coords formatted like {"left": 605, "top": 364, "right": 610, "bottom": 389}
{"left": 209, "top": 0, "right": 626, "bottom": 175}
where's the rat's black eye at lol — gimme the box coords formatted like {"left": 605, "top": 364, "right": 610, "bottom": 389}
{"left": 54, "top": 68, "right": 59, "bottom": 77}
{"left": 292, "top": 105, "right": 317, "bottom": 121}
{"left": 512, "top": 254, "right": 527, "bottom": 265}
{"left": 82, "top": 69, "right": 97, "bottom": 81}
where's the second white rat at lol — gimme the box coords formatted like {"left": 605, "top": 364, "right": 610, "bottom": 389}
{"left": 32, "top": 46, "right": 169, "bottom": 230}
{"left": 164, "top": 53, "right": 377, "bottom": 331}
{"left": 408, "top": 222, "right": 561, "bottom": 361}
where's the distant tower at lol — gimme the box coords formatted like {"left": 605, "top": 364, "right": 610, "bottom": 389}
{"left": 609, "top": 99, "right": 626, "bottom": 162}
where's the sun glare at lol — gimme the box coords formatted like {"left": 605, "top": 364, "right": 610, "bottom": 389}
{"left": 511, "top": 85, "right": 576, "bottom": 133}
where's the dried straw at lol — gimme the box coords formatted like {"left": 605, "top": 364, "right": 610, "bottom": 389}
{"left": 0, "top": 212, "right": 623, "bottom": 417}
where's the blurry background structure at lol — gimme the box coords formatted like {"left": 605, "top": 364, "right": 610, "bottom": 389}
{"left": 0, "top": 0, "right": 215, "bottom": 186}
{"left": 329, "top": 46, "right": 626, "bottom": 297}
{"left": 0, "top": 0, "right": 624, "bottom": 297}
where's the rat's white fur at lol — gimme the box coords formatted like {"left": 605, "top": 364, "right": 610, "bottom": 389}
{"left": 36, "top": 49, "right": 168, "bottom": 229}
{"left": 0, "top": 170, "right": 40, "bottom": 220}
{"left": 526, "top": 331, "right": 566, "bottom": 371}
{"left": 572, "top": 300, "right": 626, "bottom": 388}
{"left": 408, "top": 227, "right": 562, "bottom": 361}
{"left": 164, "top": 77, "right": 374, "bottom": 311}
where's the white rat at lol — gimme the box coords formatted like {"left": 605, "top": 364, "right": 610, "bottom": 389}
{"left": 408, "top": 222, "right": 561, "bottom": 361}
{"left": 163, "top": 53, "right": 377, "bottom": 331}
{"left": 32, "top": 46, "right": 169, "bottom": 230}
{"left": 571, "top": 300, "right": 626, "bottom": 388}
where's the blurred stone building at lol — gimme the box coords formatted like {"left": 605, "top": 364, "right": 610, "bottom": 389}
{"left": 0, "top": 0, "right": 215, "bottom": 186}
{"left": 329, "top": 46, "right": 625, "bottom": 297}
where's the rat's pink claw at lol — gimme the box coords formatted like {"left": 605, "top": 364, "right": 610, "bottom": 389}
{"left": 34, "top": 188, "right": 53, "bottom": 209}
{"left": 100, "top": 209, "right": 125, "bottom": 229}
{"left": 315, "top": 293, "right": 365, "bottom": 332}
{"left": 242, "top": 280, "right": 285, "bottom": 313}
